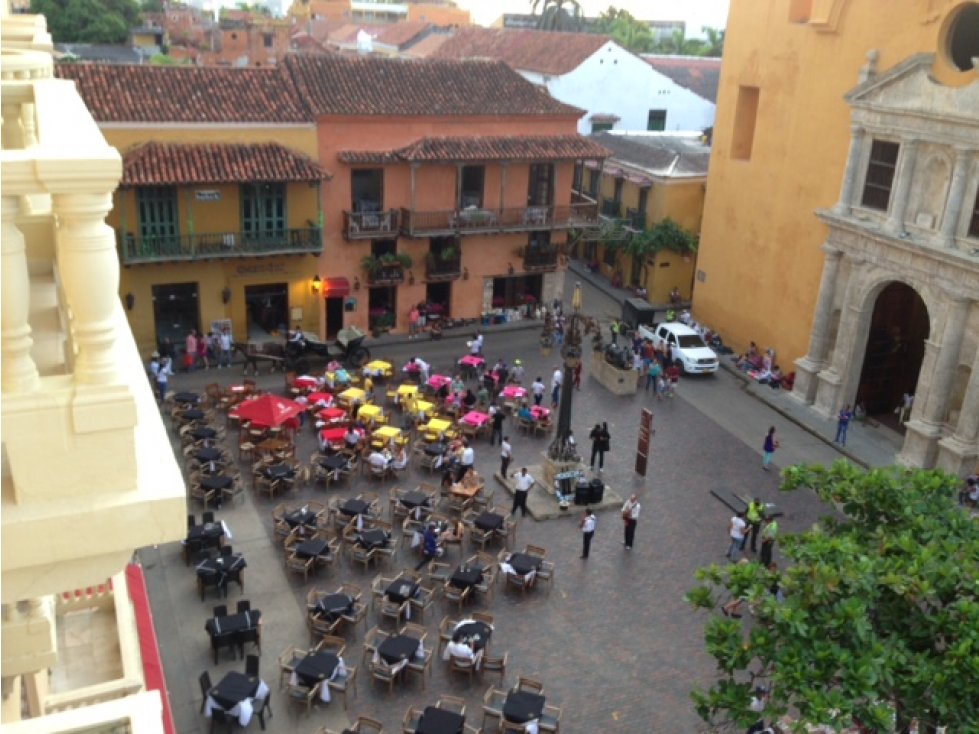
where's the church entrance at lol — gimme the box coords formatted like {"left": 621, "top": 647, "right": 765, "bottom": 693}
{"left": 855, "top": 282, "right": 929, "bottom": 429}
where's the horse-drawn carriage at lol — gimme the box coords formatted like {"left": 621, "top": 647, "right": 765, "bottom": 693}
{"left": 236, "top": 327, "right": 370, "bottom": 375}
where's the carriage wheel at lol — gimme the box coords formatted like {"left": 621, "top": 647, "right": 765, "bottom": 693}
{"left": 348, "top": 346, "right": 369, "bottom": 368}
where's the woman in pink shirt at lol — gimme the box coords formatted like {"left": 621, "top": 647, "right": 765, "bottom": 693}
{"left": 184, "top": 330, "right": 198, "bottom": 371}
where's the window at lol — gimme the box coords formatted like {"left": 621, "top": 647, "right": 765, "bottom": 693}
{"left": 573, "top": 163, "right": 584, "bottom": 193}
{"left": 137, "top": 186, "right": 178, "bottom": 242}
{"left": 587, "top": 169, "right": 600, "bottom": 198}
{"left": 613, "top": 178, "right": 623, "bottom": 204}
{"left": 647, "top": 109, "right": 667, "bottom": 131}
{"left": 263, "top": 33, "right": 273, "bottom": 48}
{"left": 527, "top": 163, "right": 554, "bottom": 207}
{"left": 637, "top": 188, "right": 649, "bottom": 217}
{"left": 945, "top": 2, "right": 979, "bottom": 72}
{"left": 968, "top": 187, "right": 979, "bottom": 239}
{"left": 371, "top": 239, "right": 395, "bottom": 258}
{"left": 459, "top": 165, "right": 484, "bottom": 208}
{"left": 241, "top": 183, "right": 285, "bottom": 240}
{"left": 591, "top": 122, "right": 613, "bottom": 133}
{"left": 351, "top": 169, "right": 383, "bottom": 211}
{"left": 730, "top": 86, "right": 760, "bottom": 160}
{"left": 860, "top": 140, "right": 900, "bottom": 211}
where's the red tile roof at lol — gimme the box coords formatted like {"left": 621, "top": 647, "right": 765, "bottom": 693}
{"left": 328, "top": 21, "right": 429, "bottom": 49}
{"left": 430, "top": 27, "right": 610, "bottom": 76}
{"left": 401, "top": 32, "right": 451, "bottom": 59}
{"left": 56, "top": 64, "right": 309, "bottom": 123}
{"left": 642, "top": 55, "right": 722, "bottom": 103}
{"left": 122, "top": 142, "right": 330, "bottom": 185}
{"left": 337, "top": 135, "right": 609, "bottom": 164}
{"left": 284, "top": 54, "right": 581, "bottom": 117}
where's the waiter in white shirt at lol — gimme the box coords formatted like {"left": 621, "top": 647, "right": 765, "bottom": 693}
{"left": 621, "top": 494, "right": 640, "bottom": 550}
{"left": 499, "top": 436, "right": 512, "bottom": 478}
{"left": 550, "top": 367, "right": 563, "bottom": 408}
{"left": 457, "top": 439, "right": 475, "bottom": 481}
{"left": 511, "top": 467, "right": 534, "bottom": 517}
{"left": 445, "top": 637, "right": 483, "bottom": 669}
{"left": 580, "top": 509, "right": 596, "bottom": 559}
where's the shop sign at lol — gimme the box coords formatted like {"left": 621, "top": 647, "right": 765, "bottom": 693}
{"left": 195, "top": 189, "right": 221, "bottom": 201}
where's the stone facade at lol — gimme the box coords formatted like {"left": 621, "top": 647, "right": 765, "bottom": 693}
{"left": 792, "top": 54, "right": 979, "bottom": 477}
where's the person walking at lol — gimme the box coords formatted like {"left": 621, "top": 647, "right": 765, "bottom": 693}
{"left": 531, "top": 377, "right": 545, "bottom": 406}
{"left": 218, "top": 327, "right": 232, "bottom": 369}
{"left": 762, "top": 426, "right": 779, "bottom": 471}
{"left": 550, "top": 367, "right": 562, "bottom": 408}
{"left": 589, "top": 422, "right": 611, "bottom": 472}
{"left": 746, "top": 497, "right": 765, "bottom": 554}
{"left": 572, "top": 361, "right": 582, "bottom": 390}
{"left": 511, "top": 467, "right": 533, "bottom": 517}
{"left": 726, "top": 511, "right": 747, "bottom": 561}
{"left": 580, "top": 509, "right": 596, "bottom": 559}
{"left": 490, "top": 407, "right": 505, "bottom": 446}
{"left": 499, "top": 436, "right": 512, "bottom": 478}
{"left": 155, "top": 355, "right": 173, "bottom": 404}
{"left": 759, "top": 516, "right": 778, "bottom": 566}
{"left": 610, "top": 319, "right": 619, "bottom": 346}
{"left": 834, "top": 404, "right": 853, "bottom": 445}
{"left": 621, "top": 494, "right": 640, "bottom": 549}
{"left": 408, "top": 304, "right": 420, "bottom": 339}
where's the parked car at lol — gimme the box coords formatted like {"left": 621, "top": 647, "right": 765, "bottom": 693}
{"left": 638, "top": 322, "right": 719, "bottom": 374}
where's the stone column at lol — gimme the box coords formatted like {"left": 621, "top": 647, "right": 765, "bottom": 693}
{"left": 936, "top": 347, "right": 979, "bottom": 476}
{"left": 885, "top": 138, "right": 919, "bottom": 234}
{"left": 1, "top": 196, "right": 40, "bottom": 393}
{"left": 832, "top": 125, "right": 865, "bottom": 216}
{"left": 813, "top": 257, "right": 867, "bottom": 417}
{"left": 899, "top": 296, "right": 972, "bottom": 468}
{"left": 52, "top": 191, "right": 121, "bottom": 385}
{"left": 792, "top": 244, "right": 844, "bottom": 403}
{"left": 939, "top": 148, "right": 973, "bottom": 248}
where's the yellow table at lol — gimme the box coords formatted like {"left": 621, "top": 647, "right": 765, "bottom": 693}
{"left": 411, "top": 399, "right": 434, "bottom": 416}
{"left": 339, "top": 387, "right": 366, "bottom": 404}
{"left": 364, "top": 360, "right": 393, "bottom": 378}
{"left": 397, "top": 384, "right": 419, "bottom": 399}
{"left": 373, "top": 425, "right": 402, "bottom": 441}
{"left": 425, "top": 418, "right": 452, "bottom": 436}
{"left": 358, "top": 404, "right": 382, "bottom": 421}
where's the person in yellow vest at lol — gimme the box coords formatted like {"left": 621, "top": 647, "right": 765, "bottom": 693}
{"left": 746, "top": 498, "right": 765, "bottom": 554}
{"left": 760, "top": 516, "right": 778, "bottom": 566}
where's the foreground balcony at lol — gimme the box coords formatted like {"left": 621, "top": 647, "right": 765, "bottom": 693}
{"left": 120, "top": 227, "right": 322, "bottom": 264}
{"left": 343, "top": 209, "right": 401, "bottom": 241}
{"left": 425, "top": 253, "right": 462, "bottom": 281}
{"left": 400, "top": 203, "right": 599, "bottom": 238}
{"left": 520, "top": 245, "right": 560, "bottom": 271}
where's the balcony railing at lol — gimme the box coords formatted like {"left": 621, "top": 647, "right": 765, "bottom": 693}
{"left": 364, "top": 264, "right": 405, "bottom": 286}
{"left": 400, "top": 203, "right": 599, "bottom": 237}
{"left": 425, "top": 254, "right": 462, "bottom": 281}
{"left": 600, "top": 198, "right": 622, "bottom": 218}
{"left": 120, "top": 228, "right": 322, "bottom": 264}
{"left": 624, "top": 208, "right": 646, "bottom": 231}
{"left": 521, "top": 246, "right": 560, "bottom": 271}
{"left": 343, "top": 209, "right": 401, "bottom": 241}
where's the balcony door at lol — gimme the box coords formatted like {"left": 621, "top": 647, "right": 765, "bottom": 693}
{"left": 241, "top": 183, "right": 285, "bottom": 244}
{"left": 459, "top": 165, "right": 484, "bottom": 208}
{"left": 244, "top": 283, "right": 288, "bottom": 340}
{"left": 351, "top": 169, "right": 383, "bottom": 212}
{"left": 527, "top": 163, "right": 554, "bottom": 207}
{"left": 152, "top": 282, "right": 199, "bottom": 350}
{"left": 137, "top": 186, "right": 179, "bottom": 253}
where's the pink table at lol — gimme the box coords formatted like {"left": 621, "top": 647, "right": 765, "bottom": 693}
{"left": 294, "top": 376, "right": 318, "bottom": 389}
{"left": 458, "top": 355, "right": 485, "bottom": 368}
{"left": 530, "top": 406, "right": 551, "bottom": 421}
{"left": 461, "top": 411, "right": 490, "bottom": 427}
{"left": 501, "top": 385, "right": 527, "bottom": 400}
{"left": 307, "top": 392, "right": 333, "bottom": 405}
{"left": 318, "top": 407, "right": 347, "bottom": 423}
{"left": 427, "top": 375, "right": 452, "bottom": 391}
{"left": 319, "top": 426, "right": 364, "bottom": 446}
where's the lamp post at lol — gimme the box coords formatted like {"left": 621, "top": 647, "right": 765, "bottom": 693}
{"left": 548, "top": 282, "right": 583, "bottom": 462}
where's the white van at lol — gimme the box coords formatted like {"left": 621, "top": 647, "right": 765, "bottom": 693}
{"left": 637, "top": 322, "right": 719, "bottom": 374}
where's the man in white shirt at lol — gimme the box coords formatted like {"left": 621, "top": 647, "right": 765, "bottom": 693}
{"left": 511, "top": 467, "right": 534, "bottom": 517}
{"left": 727, "top": 511, "right": 747, "bottom": 561}
{"left": 368, "top": 450, "right": 389, "bottom": 471}
{"left": 550, "top": 367, "right": 563, "bottom": 408}
{"left": 580, "top": 509, "right": 596, "bottom": 559}
{"left": 531, "top": 377, "right": 545, "bottom": 406}
{"left": 445, "top": 638, "right": 482, "bottom": 669}
{"left": 499, "top": 436, "right": 512, "bottom": 478}
{"left": 344, "top": 427, "right": 361, "bottom": 451}
{"left": 457, "top": 439, "right": 475, "bottom": 481}
{"left": 218, "top": 329, "right": 232, "bottom": 368}
{"left": 621, "top": 494, "right": 640, "bottom": 549}
{"left": 413, "top": 357, "right": 431, "bottom": 383}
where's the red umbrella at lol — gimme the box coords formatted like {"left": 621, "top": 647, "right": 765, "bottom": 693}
{"left": 233, "top": 394, "right": 305, "bottom": 427}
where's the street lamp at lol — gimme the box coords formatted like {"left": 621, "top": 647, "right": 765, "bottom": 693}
{"left": 548, "top": 282, "right": 583, "bottom": 463}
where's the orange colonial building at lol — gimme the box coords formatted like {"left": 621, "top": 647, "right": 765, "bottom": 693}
{"left": 283, "top": 54, "right": 606, "bottom": 337}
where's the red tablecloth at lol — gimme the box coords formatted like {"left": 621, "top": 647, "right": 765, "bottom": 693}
{"left": 459, "top": 355, "right": 484, "bottom": 368}
{"left": 427, "top": 375, "right": 452, "bottom": 390}
{"left": 461, "top": 411, "right": 490, "bottom": 427}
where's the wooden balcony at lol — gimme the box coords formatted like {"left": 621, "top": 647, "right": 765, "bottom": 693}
{"left": 119, "top": 227, "right": 322, "bottom": 264}
{"left": 364, "top": 264, "right": 406, "bottom": 286}
{"left": 343, "top": 210, "right": 401, "bottom": 241}
{"left": 424, "top": 254, "right": 462, "bottom": 281}
{"left": 400, "top": 203, "right": 600, "bottom": 238}
{"left": 520, "top": 245, "right": 560, "bottom": 271}
{"left": 600, "top": 198, "right": 622, "bottom": 219}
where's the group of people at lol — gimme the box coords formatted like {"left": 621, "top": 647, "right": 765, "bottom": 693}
{"left": 577, "top": 493, "right": 641, "bottom": 558}
{"left": 726, "top": 498, "right": 779, "bottom": 566}
{"left": 181, "top": 327, "right": 234, "bottom": 371}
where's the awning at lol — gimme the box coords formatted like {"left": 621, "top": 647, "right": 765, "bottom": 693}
{"left": 322, "top": 277, "right": 350, "bottom": 297}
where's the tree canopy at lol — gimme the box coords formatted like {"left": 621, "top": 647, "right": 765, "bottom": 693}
{"left": 593, "top": 7, "right": 654, "bottom": 53}
{"left": 31, "top": 0, "right": 141, "bottom": 44}
{"left": 686, "top": 463, "right": 979, "bottom": 733}
{"left": 626, "top": 217, "right": 698, "bottom": 257}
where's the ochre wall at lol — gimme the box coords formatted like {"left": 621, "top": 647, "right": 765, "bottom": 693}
{"left": 102, "top": 126, "right": 319, "bottom": 159}
{"left": 693, "top": 0, "right": 950, "bottom": 364}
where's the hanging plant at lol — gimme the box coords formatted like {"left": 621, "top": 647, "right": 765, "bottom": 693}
{"left": 628, "top": 217, "right": 698, "bottom": 256}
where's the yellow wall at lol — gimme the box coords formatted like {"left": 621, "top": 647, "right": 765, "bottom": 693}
{"left": 694, "top": 0, "right": 952, "bottom": 364}
{"left": 103, "top": 125, "right": 319, "bottom": 159}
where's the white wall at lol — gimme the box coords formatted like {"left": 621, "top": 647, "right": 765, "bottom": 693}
{"left": 520, "top": 41, "right": 716, "bottom": 135}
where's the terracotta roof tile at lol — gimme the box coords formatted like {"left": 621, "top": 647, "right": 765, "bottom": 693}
{"left": 642, "top": 55, "right": 722, "bottom": 103}
{"left": 328, "top": 21, "right": 430, "bottom": 49}
{"left": 122, "top": 142, "right": 329, "bottom": 185}
{"left": 431, "top": 27, "right": 609, "bottom": 76}
{"left": 284, "top": 54, "right": 581, "bottom": 117}
{"left": 588, "top": 131, "right": 710, "bottom": 178}
{"left": 55, "top": 64, "right": 309, "bottom": 123}
{"left": 401, "top": 31, "right": 451, "bottom": 58}
{"left": 338, "top": 135, "right": 609, "bottom": 164}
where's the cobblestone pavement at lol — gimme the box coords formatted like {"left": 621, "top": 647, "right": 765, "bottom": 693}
{"left": 141, "top": 277, "right": 834, "bottom": 734}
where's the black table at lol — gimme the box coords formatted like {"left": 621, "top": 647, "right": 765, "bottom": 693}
{"left": 449, "top": 565, "right": 483, "bottom": 589}
{"left": 196, "top": 554, "right": 246, "bottom": 586}
{"left": 191, "top": 427, "right": 217, "bottom": 440}
{"left": 315, "top": 593, "right": 353, "bottom": 621}
{"left": 294, "top": 650, "right": 339, "bottom": 686}
{"left": 503, "top": 691, "right": 545, "bottom": 724}
{"left": 319, "top": 455, "right": 348, "bottom": 472}
{"left": 377, "top": 634, "right": 419, "bottom": 664}
{"left": 385, "top": 577, "right": 419, "bottom": 603}
{"left": 209, "top": 670, "right": 259, "bottom": 710}
{"left": 339, "top": 498, "right": 370, "bottom": 517}
{"left": 399, "top": 491, "right": 430, "bottom": 509}
{"left": 284, "top": 507, "right": 318, "bottom": 528}
{"left": 195, "top": 447, "right": 223, "bottom": 463}
{"left": 205, "top": 610, "right": 261, "bottom": 638}
{"left": 294, "top": 539, "right": 330, "bottom": 560}
{"left": 423, "top": 443, "right": 447, "bottom": 457}
{"left": 474, "top": 511, "right": 504, "bottom": 531}
{"left": 357, "top": 528, "right": 389, "bottom": 550}
{"left": 182, "top": 409, "right": 205, "bottom": 421}
{"left": 452, "top": 620, "right": 491, "bottom": 651}
{"left": 187, "top": 522, "right": 224, "bottom": 543}
{"left": 201, "top": 475, "right": 232, "bottom": 491}
{"left": 508, "top": 553, "right": 542, "bottom": 576}
{"left": 173, "top": 392, "right": 200, "bottom": 404}
{"left": 263, "top": 464, "right": 294, "bottom": 480}
{"left": 416, "top": 706, "right": 465, "bottom": 734}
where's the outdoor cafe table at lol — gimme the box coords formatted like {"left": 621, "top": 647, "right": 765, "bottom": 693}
{"left": 356, "top": 528, "right": 389, "bottom": 550}
{"left": 399, "top": 490, "right": 430, "bottom": 509}
{"left": 256, "top": 438, "right": 290, "bottom": 454}
{"left": 318, "top": 407, "right": 347, "bottom": 424}
{"left": 460, "top": 411, "right": 490, "bottom": 430}
{"left": 425, "top": 418, "right": 452, "bottom": 437}
{"left": 500, "top": 385, "right": 527, "bottom": 400}
{"left": 294, "top": 375, "right": 319, "bottom": 390}
{"left": 377, "top": 634, "right": 421, "bottom": 665}
{"left": 294, "top": 650, "right": 341, "bottom": 701}
{"left": 173, "top": 392, "right": 200, "bottom": 404}
{"left": 205, "top": 609, "right": 261, "bottom": 640}
{"left": 339, "top": 498, "right": 370, "bottom": 517}
{"left": 506, "top": 553, "right": 542, "bottom": 576}
{"left": 416, "top": 706, "right": 465, "bottom": 734}
{"left": 284, "top": 506, "right": 319, "bottom": 529}
{"left": 262, "top": 463, "right": 295, "bottom": 480}
{"left": 458, "top": 355, "right": 484, "bottom": 370}
{"left": 449, "top": 564, "right": 483, "bottom": 590}
{"left": 196, "top": 554, "right": 246, "bottom": 592}
{"left": 503, "top": 690, "right": 546, "bottom": 724}
{"left": 200, "top": 474, "right": 233, "bottom": 492}
{"left": 373, "top": 425, "right": 402, "bottom": 443}
{"left": 423, "top": 443, "right": 447, "bottom": 457}
{"left": 410, "top": 399, "right": 435, "bottom": 417}
{"left": 319, "top": 427, "right": 347, "bottom": 448}
{"left": 474, "top": 511, "right": 504, "bottom": 532}
{"left": 385, "top": 576, "right": 419, "bottom": 604}
{"left": 205, "top": 670, "right": 269, "bottom": 726}
{"left": 363, "top": 360, "right": 393, "bottom": 378}
{"left": 451, "top": 619, "right": 492, "bottom": 651}
{"left": 181, "top": 409, "right": 205, "bottom": 422}
{"left": 396, "top": 384, "right": 418, "bottom": 400}
{"left": 530, "top": 406, "right": 551, "bottom": 421}
{"left": 315, "top": 593, "right": 353, "bottom": 621}
{"left": 318, "top": 455, "right": 348, "bottom": 477}
{"left": 191, "top": 427, "right": 217, "bottom": 441}
{"left": 293, "top": 538, "right": 331, "bottom": 561}
{"left": 338, "top": 387, "right": 366, "bottom": 405}
{"left": 449, "top": 482, "right": 480, "bottom": 500}
{"left": 358, "top": 404, "right": 382, "bottom": 422}
{"left": 186, "top": 521, "right": 225, "bottom": 545}
{"left": 427, "top": 374, "right": 452, "bottom": 392}
{"left": 195, "top": 447, "right": 224, "bottom": 463}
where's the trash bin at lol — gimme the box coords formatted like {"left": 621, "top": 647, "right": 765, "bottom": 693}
{"left": 574, "top": 478, "right": 591, "bottom": 506}
{"left": 589, "top": 478, "right": 605, "bottom": 504}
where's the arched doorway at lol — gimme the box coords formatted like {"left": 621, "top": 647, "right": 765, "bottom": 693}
{"left": 855, "top": 282, "right": 929, "bottom": 428}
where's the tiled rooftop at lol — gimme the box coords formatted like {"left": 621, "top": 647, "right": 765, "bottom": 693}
{"left": 122, "top": 142, "right": 330, "bottom": 185}
{"left": 588, "top": 131, "right": 711, "bottom": 178}
{"left": 430, "top": 27, "right": 610, "bottom": 76}
{"left": 642, "top": 54, "right": 723, "bottom": 103}
{"left": 284, "top": 54, "right": 581, "bottom": 117}
{"left": 393, "top": 134, "right": 610, "bottom": 162}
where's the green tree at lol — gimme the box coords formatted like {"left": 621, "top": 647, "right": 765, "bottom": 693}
{"left": 686, "top": 463, "right": 979, "bottom": 733}
{"left": 699, "top": 26, "right": 725, "bottom": 57}
{"left": 529, "top": 0, "right": 584, "bottom": 32}
{"left": 30, "top": 0, "right": 141, "bottom": 43}
{"left": 593, "top": 6, "right": 654, "bottom": 53}
{"left": 627, "top": 217, "right": 698, "bottom": 257}
{"left": 653, "top": 27, "right": 705, "bottom": 55}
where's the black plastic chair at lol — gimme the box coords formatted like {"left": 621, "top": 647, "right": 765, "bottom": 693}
{"left": 236, "top": 599, "right": 251, "bottom": 613}
{"left": 202, "top": 511, "right": 216, "bottom": 524}
{"left": 252, "top": 693, "right": 272, "bottom": 731}
{"left": 213, "top": 605, "right": 228, "bottom": 618}
{"left": 212, "top": 631, "right": 238, "bottom": 665}
{"left": 209, "top": 708, "right": 235, "bottom": 734}
{"left": 238, "top": 626, "right": 261, "bottom": 657}
{"left": 198, "top": 671, "right": 212, "bottom": 713}
{"left": 188, "top": 513, "right": 197, "bottom": 528}
{"left": 245, "top": 654, "right": 260, "bottom": 677}
{"left": 221, "top": 545, "right": 234, "bottom": 557}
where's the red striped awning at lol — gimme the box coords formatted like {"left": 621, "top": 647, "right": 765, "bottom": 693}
{"left": 322, "top": 277, "right": 350, "bottom": 297}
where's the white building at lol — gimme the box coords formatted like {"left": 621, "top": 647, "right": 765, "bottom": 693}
{"left": 426, "top": 27, "right": 717, "bottom": 135}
